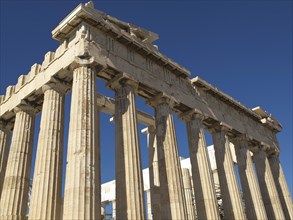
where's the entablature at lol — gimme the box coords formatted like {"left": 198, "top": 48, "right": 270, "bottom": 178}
{"left": 0, "top": 1, "right": 282, "bottom": 154}
{"left": 51, "top": 1, "right": 190, "bottom": 79}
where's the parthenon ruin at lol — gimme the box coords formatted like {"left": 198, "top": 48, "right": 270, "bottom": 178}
{"left": 0, "top": 1, "right": 292, "bottom": 220}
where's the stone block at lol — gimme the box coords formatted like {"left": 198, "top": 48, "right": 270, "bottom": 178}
{"left": 41, "top": 51, "right": 55, "bottom": 70}
{"left": 27, "top": 64, "right": 41, "bottom": 82}
{"left": 15, "top": 75, "right": 26, "bottom": 92}
{"left": 0, "top": 95, "right": 4, "bottom": 104}
{"left": 55, "top": 41, "right": 67, "bottom": 58}
{"left": 5, "top": 86, "right": 15, "bottom": 100}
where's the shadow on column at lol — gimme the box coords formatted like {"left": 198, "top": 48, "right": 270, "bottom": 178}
{"left": 269, "top": 157, "right": 292, "bottom": 219}
{"left": 155, "top": 111, "right": 172, "bottom": 219}
{"left": 254, "top": 152, "right": 280, "bottom": 220}
{"left": 216, "top": 140, "right": 234, "bottom": 219}
{"left": 188, "top": 130, "right": 210, "bottom": 219}
{"left": 148, "top": 128, "right": 161, "bottom": 220}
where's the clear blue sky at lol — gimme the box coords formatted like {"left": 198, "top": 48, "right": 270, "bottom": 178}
{"left": 1, "top": 0, "right": 292, "bottom": 197}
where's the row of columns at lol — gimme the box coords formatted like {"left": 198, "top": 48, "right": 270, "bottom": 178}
{"left": 0, "top": 63, "right": 292, "bottom": 219}
{"left": 145, "top": 107, "right": 292, "bottom": 219}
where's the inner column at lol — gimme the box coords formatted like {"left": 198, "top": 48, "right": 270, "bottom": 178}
{"left": 142, "top": 126, "right": 161, "bottom": 220}
{"left": 180, "top": 111, "right": 219, "bottom": 220}
{"left": 233, "top": 135, "right": 267, "bottom": 220}
{"left": 107, "top": 74, "right": 146, "bottom": 220}
{"left": 210, "top": 124, "right": 246, "bottom": 219}
{"left": 148, "top": 93, "right": 187, "bottom": 220}
{"left": 63, "top": 64, "right": 100, "bottom": 220}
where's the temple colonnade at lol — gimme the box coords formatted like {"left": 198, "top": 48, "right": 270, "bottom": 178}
{"left": 0, "top": 2, "right": 292, "bottom": 219}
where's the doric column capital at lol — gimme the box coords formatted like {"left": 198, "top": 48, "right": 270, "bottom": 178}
{"left": 231, "top": 134, "right": 253, "bottom": 153}
{"left": 0, "top": 120, "right": 5, "bottom": 130}
{"left": 0, "top": 120, "right": 13, "bottom": 131}
{"left": 141, "top": 125, "right": 156, "bottom": 135}
{"left": 106, "top": 72, "right": 139, "bottom": 92}
{"left": 69, "top": 58, "right": 104, "bottom": 78}
{"left": 72, "top": 56, "right": 95, "bottom": 68}
{"left": 42, "top": 82, "right": 69, "bottom": 95}
{"left": 148, "top": 125, "right": 156, "bottom": 134}
{"left": 147, "top": 92, "right": 178, "bottom": 108}
{"left": 179, "top": 108, "right": 205, "bottom": 122}
{"left": 42, "top": 76, "right": 71, "bottom": 94}
{"left": 259, "top": 142, "right": 271, "bottom": 152}
{"left": 231, "top": 134, "right": 251, "bottom": 145}
{"left": 252, "top": 142, "right": 271, "bottom": 155}
{"left": 14, "top": 101, "right": 38, "bottom": 115}
{"left": 267, "top": 147, "right": 280, "bottom": 158}
{"left": 208, "top": 122, "right": 232, "bottom": 134}
{"left": 268, "top": 153, "right": 280, "bottom": 160}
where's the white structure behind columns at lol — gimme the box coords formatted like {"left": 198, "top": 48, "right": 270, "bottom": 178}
{"left": 63, "top": 64, "right": 100, "bottom": 220}
{"left": 148, "top": 93, "right": 187, "bottom": 220}
{"left": 180, "top": 111, "right": 219, "bottom": 220}
{"left": 269, "top": 155, "right": 293, "bottom": 219}
{"left": 107, "top": 73, "right": 146, "bottom": 220}
{"left": 233, "top": 136, "right": 268, "bottom": 220}
{"left": 254, "top": 149, "right": 285, "bottom": 219}
{"left": 211, "top": 125, "right": 246, "bottom": 219}
{"left": 0, "top": 121, "right": 11, "bottom": 198}
{"left": 29, "top": 84, "right": 67, "bottom": 219}
{"left": 0, "top": 106, "right": 36, "bottom": 219}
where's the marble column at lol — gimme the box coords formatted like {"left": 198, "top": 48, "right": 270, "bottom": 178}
{"left": 0, "top": 106, "right": 36, "bottom": 219}
{"left": 112, "top": 200, "right": 116, "bottom": 219}
{"left": 233, "top": 136, "right": 267, "bottom": 220}
{"left": 211, "top": 125, "right": 246, "bottom": 219}
{"left": 63, "top": 65, "right": 100, "bottom": 220}
{"left": 29, "top": 83, "right": 67, "bottom": 219}
{"left": 182, "top": 168, "right": 196, "bottom": 220}
{"left": 148, "top": 93, "right": 187, "bottom": 220}
{"left": 0, "top": 121, "right": 11, "bottom": 198}
{"left": 146, "top": 190, "right": 152, "bottom": 220}
{"left": 254, "top": 148, "right": 285, "bottom": 219}
{"left": 181, "top": 112, "right": 219, "bottom": 220}
{"left": 269, "top": 155, "right": 293, "bottom": 219}
{"left": 144, "top": 126, "right": 161, "bottom": 220}
{"left": 107, "top": 74, "right": 145, "bottom": 220}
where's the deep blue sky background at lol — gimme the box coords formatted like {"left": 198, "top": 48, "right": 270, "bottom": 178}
{"left": 1, "top": 0, "right": 292, "bottom": 197}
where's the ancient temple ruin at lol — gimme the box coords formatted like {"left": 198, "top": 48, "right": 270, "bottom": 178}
{"left": 0, "top": 2, "right": 292, "bottom": 220}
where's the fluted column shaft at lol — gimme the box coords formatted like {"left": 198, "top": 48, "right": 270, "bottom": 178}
{"left": 269, "top": 155, "right": 293, "bottom": 219}
{"left": 0, "top": 107, "right": 35, "bottom": 220}
{"left": 182, "top": 168, "right": 196, "bottom": 220}
{"left": 254, "top": 149, "right": 285, "bottom": 219}
{"left": 29, "top": 84, "right": 66, "bottom": 219}
{"left": 146, "top": 190, "right": 152, "bottom": 220}
{"left": 63, "top": 65, "right": 100, "bottom": 220}
{"left": 0, "top": 122, "right": 11, "bottom": 198}
{"left": 147, "top": 126, "right": 161, "bottom": 220}
{"left": 150, "top": 95, "right": 187, "bottom": 219}
{"left": 183, "top": 114, "right": 219, "bottom": 220}
{"left": 112, "top": 200, "right": 116, "bottom": 219}
{"left": 211, "top": 127, "right": 246, "bottom": 219}
{"left": 111, "top": 78, "right": 145, "bottom": 220}
{"left": 234, "top": 137, "right": 267, "bottom": 220}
